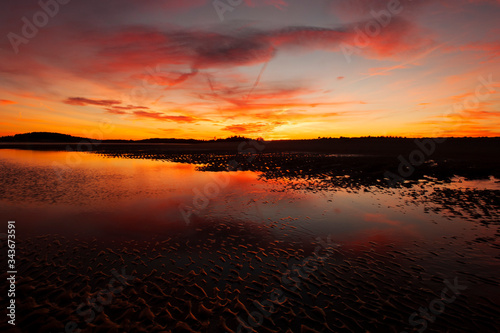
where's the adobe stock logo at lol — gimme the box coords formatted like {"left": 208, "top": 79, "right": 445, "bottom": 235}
{"left": 213, "top": 0, "right": 244, "bottom": 21}
{"left": 401, "top": 277, "right": 467, "bottom": 333}
{"left": 7, "top": 0, "right": 72, "bottom": 54}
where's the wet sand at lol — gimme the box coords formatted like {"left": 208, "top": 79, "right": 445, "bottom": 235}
{"left": 2, "top": 217, "right": 499, "bottom": 333}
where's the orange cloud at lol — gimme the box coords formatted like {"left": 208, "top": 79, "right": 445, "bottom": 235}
{"left": 133, "top": 110, "right": 208, "bottom": 123}
{"left": 223, "top": 121, "right": 286, "bottom": 134}
{"left": 0, "top": 99, "right": 16, "bottom": 105}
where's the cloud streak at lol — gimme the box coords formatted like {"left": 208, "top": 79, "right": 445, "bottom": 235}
{"left": 132, "top": 110, "right": 208, "bottom": 123}
{"left": 63, "top": 97, "right": 122, "bottom": 107}
{"left": 0, "top": 99, "right": 16, "bottom": 105}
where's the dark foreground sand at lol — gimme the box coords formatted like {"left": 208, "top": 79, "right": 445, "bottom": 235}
{"left": 1, "top": 210, "right": 499, "bottom": 333}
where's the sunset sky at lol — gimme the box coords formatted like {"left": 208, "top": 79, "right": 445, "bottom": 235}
{"left": 1, "top": 0, "right": 499, "bottom": 140}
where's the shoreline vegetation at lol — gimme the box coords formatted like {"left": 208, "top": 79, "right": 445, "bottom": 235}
{"left": 1, "top": 132, "right": 499, "bottom": 187}
{"left": 1, "top": 131, "right": 499, "bottom": 144}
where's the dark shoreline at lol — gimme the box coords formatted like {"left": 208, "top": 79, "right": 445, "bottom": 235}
{"left": 2, "top": 138, "right": 498, "bottom": 187}
{"left": 1, "top": 137, "right": 499, "bottom": 155}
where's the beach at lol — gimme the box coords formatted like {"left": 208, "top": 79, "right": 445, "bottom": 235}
{"left": 1, "top": 142, "right": 499, "bottom": 332}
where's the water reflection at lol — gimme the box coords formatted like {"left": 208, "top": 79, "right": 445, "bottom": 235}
{"left": 0, "top": 149, "right": 497, "bottom": 248}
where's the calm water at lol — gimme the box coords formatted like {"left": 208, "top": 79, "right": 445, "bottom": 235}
{"left": 0, "top": 149, "right": 497, "bottom": 246}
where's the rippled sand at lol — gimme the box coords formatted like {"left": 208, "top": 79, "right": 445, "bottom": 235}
{"left": 2, "top": 215, "right": 500, "bottom": 332}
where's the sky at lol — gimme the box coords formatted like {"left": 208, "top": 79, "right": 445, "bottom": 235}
{"left": 0, "top": 0, "right": 499, "bottom": 140}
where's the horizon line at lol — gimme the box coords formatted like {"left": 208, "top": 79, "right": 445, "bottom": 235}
{"left": 1, "top": 131, "right": 500, "bottom": 142}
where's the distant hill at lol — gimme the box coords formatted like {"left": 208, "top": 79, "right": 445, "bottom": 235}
{"left": 0, "top": 132, "right": 96, "bottom": 143}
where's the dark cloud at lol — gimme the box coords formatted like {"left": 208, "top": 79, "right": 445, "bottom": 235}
{"left": 65, "top": 97, "right": 154, "bottom": 116}
{"left": 64, "top": 97, "right": 121, "bottom": 107}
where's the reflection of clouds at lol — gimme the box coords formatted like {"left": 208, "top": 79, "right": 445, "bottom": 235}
{"left": 5, "top": 150, "right": 491, "bottom": 249}
{"left": 344, "top": 223, "right": 420, "bottom": 247}
{"left": 363, "top": 213, "right": 401, "bottom": 226}
{"left": 239, "top": 183, "right": 300, "bottom": 222}
{"left": 253, "top": 190, "right": 289, "bottom": 220}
